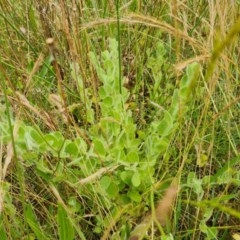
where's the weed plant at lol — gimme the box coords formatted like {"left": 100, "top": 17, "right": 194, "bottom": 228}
{"left": 0, "top": 1, "right": 240, "bottom": 239}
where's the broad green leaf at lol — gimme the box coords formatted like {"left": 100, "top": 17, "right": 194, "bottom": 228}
{"left": 64, "top": 141, "right": 79, "bottom": 157}
{"left": 186, "top": 62, "right": 201, "bottom": 87}
{"left": 126, "top": 151, "right": 139, "bottom": 163}
{"left": 202, "top": 207, "right": 214, "bottom": 222}
{"left": 180, "top": 62, "right": 200, "bottom": 100}
{"left": 93, "top": 139, "right": 106, "bottom": 156}
{"left": 36, "top": 158, "right": 52, "bottom": 181}
{"left": 179, "top": 86, "right": 190, "bottom": 101}
{"left": 26, "top": 203, "right": 49, "bottom": 240}
{"left": 100, "top": 176, "right": 111, "bottom": 190}
{"left": 21, "top": 151, "right": 38, "bottom": 165}
{"left": 30, "top": 128, "right": 43, "bottom": 145}
{"left": 38, "top": 56, "right": 52, "bottom": 78}
{"left": 52, "top": 161, "right": 65, "bottom": 183}
{"left": 180, "top": 62, "right": 200, "bottom": 89}
{"left": 157, "top": 111, "right": 173, "bottom": 137}
{"left": 30, "top": 128, "right": 48, "bottom": 152}
{"left": 98, "top": 86, "right": 107, "bottom": 99}
{"left": 199, "top": 222, "right": 218, "bottom": 239}
{"left": 131, "top": 172, "right": 141, "bottom": 187}
{"left": 145, "top": 135, "right": 169, "bottom": 158}
{"left": 103, "top": 96, "right": 113, "bottom": 107}
{"left": 110, "top": 148, "right": 126, "bottom": 162}
{"left": 128, "top": 190, "right": 142, "bottom": 203}
{"left": 106, "top": 181, "right": 119, "bottom": 198}
{"left": 75, "top": 137, "right": 87, "bottom": 152}
{"left": 120, "top": 171, "right": 132, "bottom": 185}
{"left": 57, "top": 203, "right": 75, "bottom": 240}
{"left": 24, "top": 126, "right": 39, "bottom": 150}
{"left": 119, "top": 194, "right": 131, "bottom": 204}
{"left": 45, "top": 132, "right": 64, "bottom": 150}
{"left": 169, "top": 89, "right": 180, "bottom": 119}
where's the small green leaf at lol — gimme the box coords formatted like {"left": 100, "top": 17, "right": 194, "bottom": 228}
{"left": 74, "top": 138, "right": 87, "bottom": 154}
{"left": 93, "top": 139, "right": 106, "bottom": 156}
{"left": 128, "top": 190, "right": 142, "bottom": 203}
{"left": 169, "top": 90, "right": 180, "bottom": 119}
{"left": 106, "top": 181, "right": 119, "bottom": 198}
{"left": 30, "top": 128, "right": 43, "bottom": 145}
{"left": 197, "top": 154, "right": 208, "bottom": 167}
{"left": 157, "top": 111, "right": 173, "bottom": 137}
{"left": 131, "top": 172, "right": 141, "bottom": 187}
{"left": 120, "top": 171, "right": 132, "bottom": 185}
{"left": 99, "top": 86, "right": 107, "bottom": 99}
{"left": 103, "top": 96, "right": 113, "bottom": 107}
{"left": 64, "top": 142, "right": 79, "bottom": 157}
{"left": 24, "top": 126, "right": 38, "bottom": 150}
{"left": 52, "top": 161, "right": 65, "bottom": 183}
{"left": 199, "top": 222, "right": 218, "bottom": 239}
{"left": 126, "top": 151, "right": 139, "bottom": 163}
{"left": 36, "top": 158, "right": 53, "bottom": 181}
{"left": 100, "top": 176, "right": 111, "bottom": 190}
{"left": 187, "top": 172, "right": 203, "bottom": 198}
{"left": 180, "top": 62, "right": 200, "bottom": 100}
{"left": 202, "top": 208, "right": 214, "bottom": 222}
{"left": 45, "top": 132, "right": 64, "bottom": 150}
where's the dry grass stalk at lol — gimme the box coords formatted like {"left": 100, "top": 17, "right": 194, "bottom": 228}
{"left": 100, "top": 206, "right": 126, "bottom": 240}
{"left": 130, "top": 180, "right": 179, "bottom": 240}
{"left": 24, "top": 53, "right": 44, "bottom": 95}
{"left": 0, "top": 121, "right": 21, "bottom": 213}
{"left": 0, "top": 184, "right": 5, "bottom": 214}
{"left": 212, "top": 95, "right": 240, "bottom": 121}
{"left": 2, "top": 122, "right": 20, "bottom": 180}
{"left": 76, "top": 166, "right": 119, "bottom": 185}
{"left": 174, "top": 54, "right": 210, "bottom": 72}
{"left": 48, "top": 94, "right": 68, "bottom": 124}
{"left": 59, "top": 0, "right": 76, "bottom": 59}
{"left": 15, "top": 91, "right": 56, "bottom": 130}
{"left": 46, "top": 38, "right": 75, "bottom": 127}
{"left": 49, "top": 184, "right": 66, "bottom": 207}
{"left": 81, "top": 13, "right": 205, "bottom": 54}
{"left": 155, "top": 180, "right": 179, "bottom": 226}
{"left": 127, "top": 13, "right": 202, "bottom": 50}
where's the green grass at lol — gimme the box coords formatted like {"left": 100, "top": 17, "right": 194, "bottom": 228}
{"left": 0, "top": 1, "right": 240, "bottom": 239}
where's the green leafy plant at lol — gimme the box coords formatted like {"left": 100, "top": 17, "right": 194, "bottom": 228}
{"left": 1, "top": 2, "right": 240, "bottom": 237}
{"left": 0, "top": 38, "right": 204, "bottom": 239}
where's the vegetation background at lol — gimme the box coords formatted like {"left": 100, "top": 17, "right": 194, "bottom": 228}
{"left": 0, "top": 1, "right": 240, "bottom": 239}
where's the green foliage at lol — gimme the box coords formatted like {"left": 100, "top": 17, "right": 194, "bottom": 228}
{"left": 1, "top": 36, "right": 239, "bottom": 238}
{"left": 26, "top": 203, "right": 49, "bottom": 240}
{"left": 57, "top": 203, "right": 75, "bottom": 240}
{"left": 1, "top": 38, "right": 204, "bottom": 238}
{"left": 146, "top": 41, "right": 168, "bottom": 99}
{"left": 0, "top": 2, "right": 240, "bottom": 237}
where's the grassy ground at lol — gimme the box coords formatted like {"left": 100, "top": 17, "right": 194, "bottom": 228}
{"left": 0, "top": 1, "right": 240, "bottom": 239}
